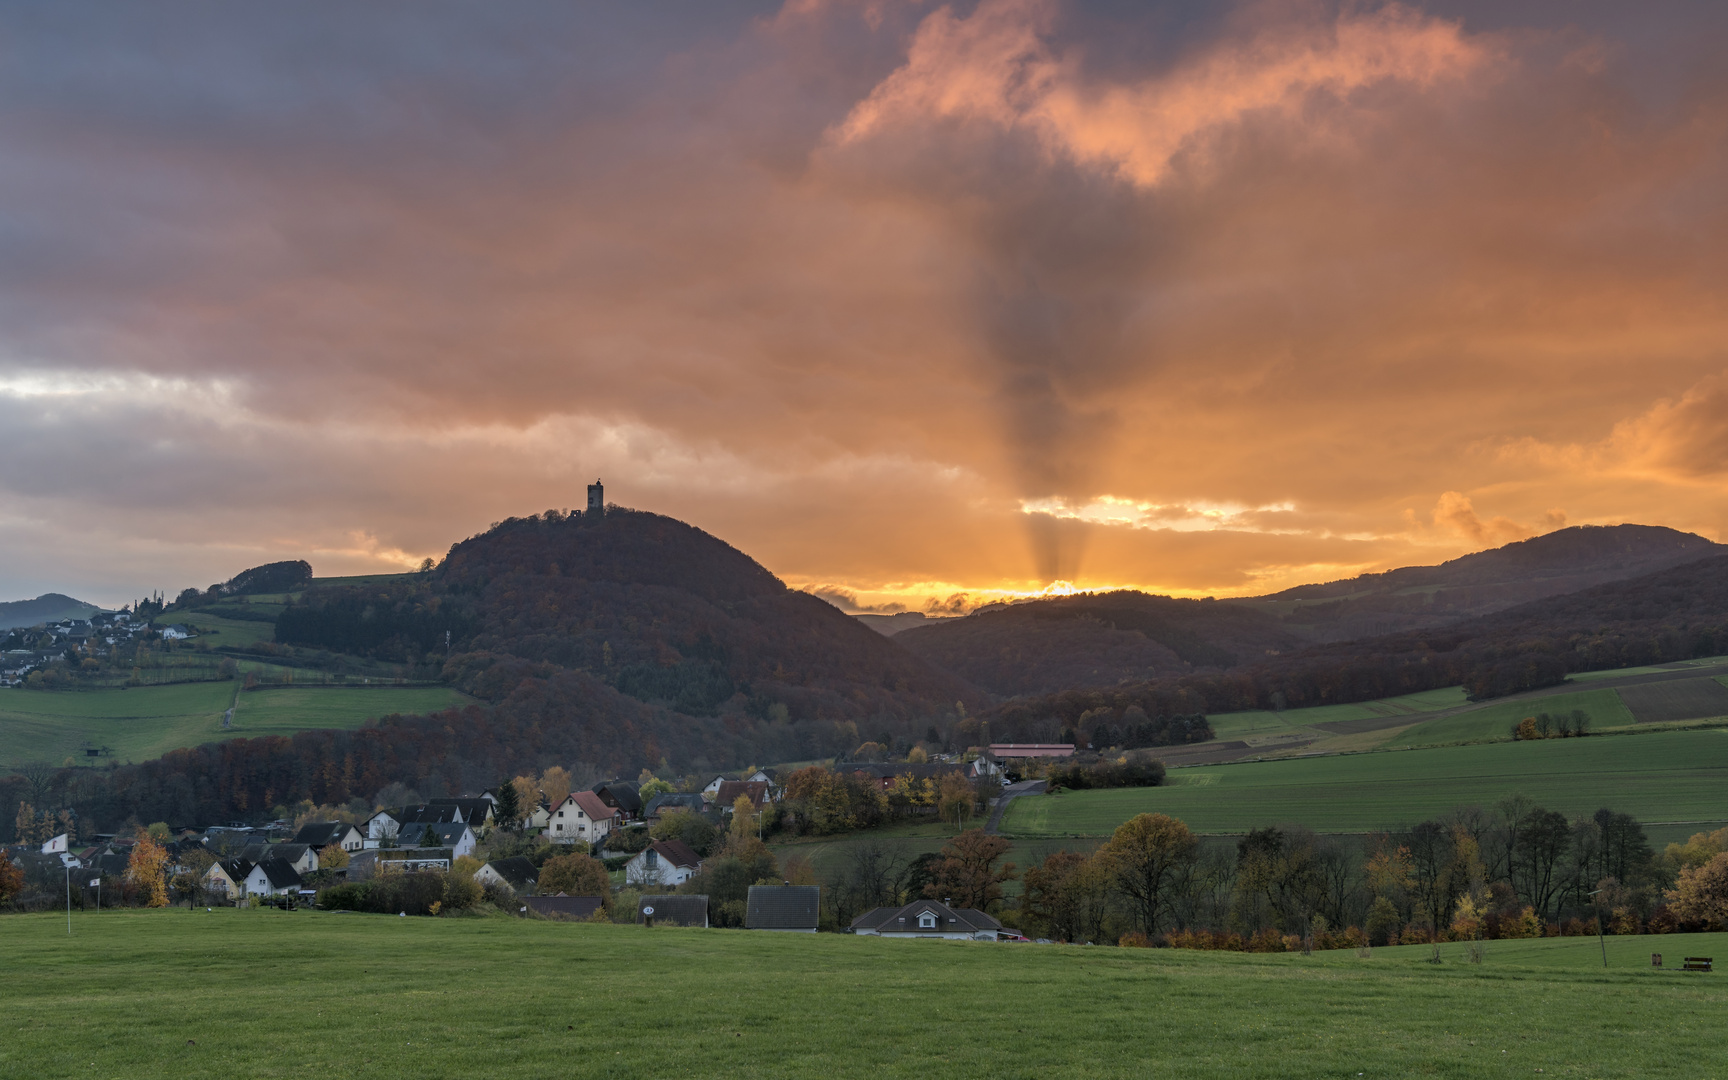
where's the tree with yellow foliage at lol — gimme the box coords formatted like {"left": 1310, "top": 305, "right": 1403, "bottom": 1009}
{"left": 539, "top": 767, "right": 572, "bottom": 811}
{"left": 729, "top": 793, "right": 759, "bottom": 842}
{"left": 126, "top": 836, "right": 170, "bottom": 907}
{"left": 1666, "top": 851, "right": 1728, "bottom": 928}
{"left": 318, "top": 844, "right": 350, "bottom": 870}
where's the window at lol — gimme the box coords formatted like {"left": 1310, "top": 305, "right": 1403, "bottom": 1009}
{"left": 918, "top": 912, "right": 936, "bottom": 929}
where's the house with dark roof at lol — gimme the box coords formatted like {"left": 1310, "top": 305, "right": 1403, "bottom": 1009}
{"left": 849, "top": 900, "right": 1005, "bottom": 941}
{"left": 746, "top": 884, "right": 820, "bottom": 932}
{"left": 638, "top": 894, "right": 709, "bottom": 928}
{"left": 291, "top": 821, "right": 364, "bottom": 852}
{"left": 426, "top": 797, "right": 495, "bottom": 829}
{"left": 643, "top": 792, "right": 706, "bottom": 820}
{"left": 623, "top": 839, "right": 702, "bottom": 887}
{"left": 474, "top": 856, "right": 538, "bottom": 894}
{"left": 203, "top": 857, "right": 252, "bottom": 897}
{"left": 523, "top": 895, "right": 605, "bottom": 921}
{"left": 590, "top": 782, "right": 643, "bottom": 821}
{"left": 239, "top": 842, "right": 317, "bottom": 875}
{"left": 548, "top": 791, "right": 616, "bottom": 845}
{"left": 398, "top": 821, "right": 476, "bottom": 857}
{"left": 244, "top": 858, "right": 303, "bottom": 898}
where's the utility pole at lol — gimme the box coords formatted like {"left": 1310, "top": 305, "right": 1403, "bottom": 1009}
{"left": 1587, "top": 888, "right": 1608, "bottom": 967}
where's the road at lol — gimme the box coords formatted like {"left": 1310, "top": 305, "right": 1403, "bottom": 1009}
{"left": 985, "top": 780, "right": 1046, "bottom": 835}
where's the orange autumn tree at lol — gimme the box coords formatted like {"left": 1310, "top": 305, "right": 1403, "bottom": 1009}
{"left": 127, "top": 836, "right": 170, "bottom": 907}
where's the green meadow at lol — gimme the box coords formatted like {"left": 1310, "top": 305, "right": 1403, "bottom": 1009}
{"left": 1001, "top": 729, "right": 1728, "bottom": 838}
{"left": 3, "top": 910, "right": 1722, "bottom": 1080}
{"left": 0, "top": 682, "right": 471, "bottom": 766}
{"left": 1384, "top": 688, "right": 1635, "bottom": 748}
{"left": 1206, "top": 687, "right": 1467, "bottom": 740}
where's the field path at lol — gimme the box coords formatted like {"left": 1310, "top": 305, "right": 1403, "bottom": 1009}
{"left": 985, "top": 780, "right": 1045, "bottom": 834}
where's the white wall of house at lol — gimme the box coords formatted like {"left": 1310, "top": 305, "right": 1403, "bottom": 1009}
{"left": 623, "top": 847, "right": 696, "bottom": 886}
{"left": 547, "top": 797, "right": 614, "bottom": 844}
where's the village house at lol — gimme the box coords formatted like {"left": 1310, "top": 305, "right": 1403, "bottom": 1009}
{"left": 474, "top": 856, "right": 538, "bottom": 895}
{"left": 291, "top": 821, "right": 365, "bottom": 852}
{"left": 399, "top": 821, "right": 477, "bottom": 858}
{"left": 712, "top": 780, "right": 770, "bottom": 812}
{"left": 849, "top": 900, "right": 1005, "bottom": 940}
{"left": 240, "top": 842, "right": 318, "bottom": 875}
{"left": 642, "top": 792, "right": 705, "bottom": 819}
{"left": 623, "top": 839, "right": 702, "bottom": 887}
{"left": 699, "top": 775, "right": 728, "bottom": 800}
{"left": 202, "top": 857, "right": 252, "bottom": 898}
{"left": 363, "top": 810, "right": 400, "bottom": 848}
{"left": 243, "top": 858, "right": 303, "bottom": 898}
{"left": 548, "top": 791, "right": 616, "bottom": 845}
{"left": 524, "top": 895, "right": 605, "bottom": 920}
{"left": 589, "top": 782, "right": 643, "bottom": 823}
{"left": 987, "top": 743, "right": 1075, "bottom": 760}
{"left": 745, "top": 884, "right": 820, "bottom": 932}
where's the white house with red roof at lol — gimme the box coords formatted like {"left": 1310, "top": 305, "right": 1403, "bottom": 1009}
{"left": 547, "top": 790, "right": 616, "bottom": 845}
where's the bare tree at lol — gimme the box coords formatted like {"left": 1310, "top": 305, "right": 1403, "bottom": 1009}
{"left": 13, "top": 762, "right": 55, "bottom": 805}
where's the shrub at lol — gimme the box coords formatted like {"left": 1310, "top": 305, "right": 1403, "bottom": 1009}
{"left": 1118, "top": 931, "right": 1153, "bottom": 948}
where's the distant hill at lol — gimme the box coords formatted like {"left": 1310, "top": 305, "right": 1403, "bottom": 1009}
{"left": 273, "top": 508, "right": 982, "bottom": 771}
{"left": 982, "top": 551, "right": 1728, "bottom": 742}
{"left": 0, "top": 593, "right": 103, "bottom": 629}
{"left": 895, "top": 590, "right": 1303, "bottom": 697}
{"left": 1240, "top": 524, "right": 1723, "bottom": 641}
{"left": 855, "top": 611, "right": 960, "bottom": 637}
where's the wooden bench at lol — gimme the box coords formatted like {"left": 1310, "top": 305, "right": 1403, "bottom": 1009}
{"left": 1682, "top": 957, "right": 1712, "bottom": 972}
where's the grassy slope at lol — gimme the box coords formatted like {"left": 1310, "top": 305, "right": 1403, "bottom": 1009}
{"left": 1001, "top": 730, "right": 1728, "bottom": 836}
{"left": 1207, "top": 687, "right": 1466, "bottom": 740}
{"left": 4, "top": 911, "right": 1723, "bottom": 1080}
{"left": 0, "top": 682, "right": 471, "bottom": 766}
{"left": 1384, "top": 688, "right": 1635, "bottom": 748}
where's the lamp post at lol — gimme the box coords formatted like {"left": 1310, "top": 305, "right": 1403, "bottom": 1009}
{"left": 1586, "top": 888, "right": 1607, "bottom": 968}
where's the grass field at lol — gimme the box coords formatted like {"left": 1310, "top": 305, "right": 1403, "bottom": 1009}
{"left": 1619, "top": 677, "right": 1728, "bottom": 723}
{"left": 4, "top": 911, "right": 1722, "bottom": 1080}
{"left": 1383, "top": 688, "right": 1634, "bottom": 749}
{"left": 1206, "top": 687, "right": 1467, "bottom": 740}
{"left": 1002, "top": 730, "right": 1728, "bottom": 837}
{"left": 177, "top": 612, "right": 276, "bottom": 648}
{"left": 0, "top": 682, "right": 472, "bottom": 766}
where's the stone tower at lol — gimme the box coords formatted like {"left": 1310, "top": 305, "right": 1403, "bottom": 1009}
{"left": 587, "top": 479, "right": 604, "bottom": 516}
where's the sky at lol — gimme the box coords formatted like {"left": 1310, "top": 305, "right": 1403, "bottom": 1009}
{"left": 2, "top": 0, "right": 1727, "bottom": 612}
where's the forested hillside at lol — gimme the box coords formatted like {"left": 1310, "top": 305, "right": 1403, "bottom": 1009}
{"left": 1243, "top": 524, "right": 1721, "bottom": 641}
{"left": 982, "top": 553, "right": 1728, "bottom": 738}
{"left": 895, "top": 590, "right": 1301, "bottom": 697}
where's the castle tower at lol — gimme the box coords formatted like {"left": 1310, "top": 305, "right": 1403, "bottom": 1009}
{"left": 587, "top": 479, "right": 605, "bottom": 516}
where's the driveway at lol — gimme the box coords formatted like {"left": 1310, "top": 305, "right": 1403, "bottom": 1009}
{"left": 985, "top": 780, "right": 1046, "bottom": 835}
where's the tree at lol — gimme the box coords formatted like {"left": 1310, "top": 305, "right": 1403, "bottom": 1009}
{"left": 924, "top": 829, "right": 1015, "bottom": 911}
{"left": 937, "top": 773, "right": 976, "bottom": 830}
{"left": 539, "top": 767, "right": 573, "bottom": 811}
{"left": 420, "top": 824, "right": 443, "bottom": 848}
{"left": 1100, "top": 813, "right": 1199, "bottom": 934}
{"left": 492, "top": 779, "right": 521, "bottom": 830}
{"left": 1666, "top": 852, "right": 1728, "bottom": 928}
{"left": 510, "top": 775, "right": 541, "bottom": 822}
{"left": 729, "top": 794, "right": 759, "bottom": 843}
{"left": 0, "top": 852, "right": 23, "bottom": 905}
{"left": 14, "top": 762, "right": 54, "bottom": 805}
{"left": 1512, "top": 808, "right": 1572, "bottom": 920}
{"left": 318, "top": 844, "right": 351, "bottom": 870}
{"left": 127, "top": 837, "right": 170, "bottom": 907}
{"left": 145, "top": 821, "right": 171, "bottom": 842}
{"left": 638, "top": 777, "right": 674, "bottom": 800}
{"left": 538, "top": 853, "right": 613, "bottom": 911}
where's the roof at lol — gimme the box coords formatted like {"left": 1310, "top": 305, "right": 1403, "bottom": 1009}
{"left": 639, "top": 839, "right": 702, "bottom": 870}
{"left": 643, "top": 793, "right": 706, "bottom": 817}
{"left": 253, "top": 858, "right": 303, "bottom": 889}
{"left": 405, "top": 821, "right": 472, "bottom": 846}
{"left": 426, "top": 798, "right": 494, "bottom": 826}
{"left": 481, "top": 856, "right": 538, "bottom": 891}
{"left": 745, "top": 885, "right": 820, "bottom": 930}
{"left": 291, "top": 821, "right": 356, "bottom": 847}
{"left": 396, "top": 804, "right": 466, "bottom": 828}
{"left": 211, "top": 857, "right": 254, "bottom": 882}
{"left": 570, "top": 791, "right": 616, "bottom": 822}
{"left": 241, "top": 842, "right": 309, "bottom": 865}
{"left": 849, "top": 900, "right": 1004, "bottom": 934}
{"left": 988, "top": 743, "right": 1076, "bottom": 759}
{"left": 714, "top": 781, "right": 769, "bottom": 808}
{"left": 591, "top": 782, "right": 642, "bottom": 814}
{"left": 637, "top": 894, "right": 709, "bottom": 927}
{"left": 524, "top": 895, "right": 605, "bottom": 921}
